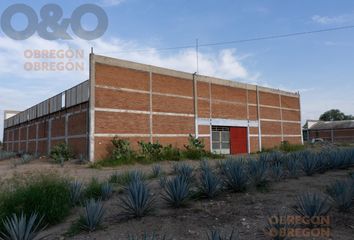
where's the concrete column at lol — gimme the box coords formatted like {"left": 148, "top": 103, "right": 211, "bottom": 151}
{"left": 193, "top": 73, "right": 198, "bottom": 138}
{"left": 279, "top": 93, "right": 284, "bottom": 142}
{"left": 65, "top": 115, "right": 69, "bottom": 144}
{"left": 35, "top": 123, "right": 39, "bottom": 155}
{"left": 246, "top": 85, "right": 251, "bottom": 154}
{"left": 18, "top": 127, "right": 21, "bottom": 152}
{"left": 298, "top": 93, "right": 304, "bottom": 145}
{"left": 256, "top": 86, "right": 262, "bottom": 151}
{"left": 47, "top": 119, "right": 52, "bottom": 155}
{"left": 149, "top": 72, "right": 153, "bottom": 142}
{"left": 89, "top": 53, "right": 96, "bottom": 162}
{"left": 209, "top": 78, "right": 212, "bottom": 152}
{"left": 26, "top": 125, "right": 29, "bottom": 152}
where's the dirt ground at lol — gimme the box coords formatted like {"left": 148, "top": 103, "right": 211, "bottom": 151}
{"left": 0, "top": 157, "right": 353, "bottom": 240}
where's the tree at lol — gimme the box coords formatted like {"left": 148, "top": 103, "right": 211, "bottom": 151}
{"left": 319, "top": 109, "right": 354, "bottom": 121}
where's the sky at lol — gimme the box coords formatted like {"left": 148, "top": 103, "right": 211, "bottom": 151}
{"left": 1, "top": 0, "right": 354, "bottom": 140}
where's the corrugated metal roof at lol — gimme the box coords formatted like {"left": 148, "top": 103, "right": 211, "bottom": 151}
{"left": 309, "top": 120, "right": 354, "bottom": 130}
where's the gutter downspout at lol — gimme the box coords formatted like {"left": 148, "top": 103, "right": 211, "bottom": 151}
{"left": 193, "top": 72, "right": 198, "bottom": 138}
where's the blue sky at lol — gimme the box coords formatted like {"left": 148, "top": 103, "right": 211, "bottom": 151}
{"left": 1, "top": 0, "right": 354, "bottom": 140}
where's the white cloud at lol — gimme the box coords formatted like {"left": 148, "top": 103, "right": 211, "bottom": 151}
{"left": 312, "top": 14, "right": 354, "bottom": 25}
{"left": 99, "top": 0, "right": 125, "bottom": 7}
{"left": 0, "top": 36, "right": 255, "bottom": 140}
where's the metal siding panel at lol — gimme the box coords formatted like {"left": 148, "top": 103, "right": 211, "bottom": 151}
{"left": 76, "top": 84, "right": 82, "bottom": 104}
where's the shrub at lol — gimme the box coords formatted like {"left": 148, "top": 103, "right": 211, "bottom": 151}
{"left": 101, "top": 182, "right": 113, "bottom": 201}
{"left": 85, "top": 178, "right": 103, "bottom": 200}
{"left": 79, "top": 199, "right": 105, "bottom": 232}
{"left": 109, "top": 172, "right": 122, "bottom": 184}
{"left": 110, "top": 137, "right": 134, "bottom": 165}
{"left": 69, "top": 180, "right": 84, "bottom": 206}
{"left": 291, "top": 192, "right": 331, "bottom": 227}
{"left": 183, "top": 134, "right": 205, "bottom": 160}
{"left": 120, "top": 179, "right": 155, "bottom": 218}
{"left": 0, "top": 173, "right": 71, "bottom": 225}
{"left": 138, "top": 141, "right": 163, "bottom": 162}
{"left": 279, "top": 141, "right": 305, "bottom": 152}
{"left": 109, "top": 170, "right": 146, "bottom": 186}
{"left": 50, "top": 143, "right": 74, "bottom": 163}
{"left": 248, "top": 159, "right": 268, "bottom": 188}
{"left": 162, "top": 176, "right": 190, "bottom": 208}
{"left": 151, "top": 164, "right": 162, "bottom": 178}
{"left": 20, "top": 154, "right": 34, "bottom": 165}
{"left": 199, "top": 165, "right": 222, "bottom": 199}
{"left": 220, "top": 160, "right": 248, "bottom": 192}
{"left": 326, "top": 180, "right": 354, "bottom": 212}
{"left": 0, "top": 212, "right": 45, "bottom": 240}
{"left": 161, "top": 144, "right": 181, "bottom": 161}
{"left": 206, "top": 229, "right": 239, "bottom": 240}
{"left": 0, "top": 151, "right": 16, "bottom": 160}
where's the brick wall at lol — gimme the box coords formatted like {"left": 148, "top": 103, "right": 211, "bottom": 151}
{"left": 308, "top": 128, "right": 354, "bottom": 143}
{"left": 3, "top": 102, "right": 88, "bottom": 157}
{"left": 91, "top": 56, "right": 302, "bottom": 160}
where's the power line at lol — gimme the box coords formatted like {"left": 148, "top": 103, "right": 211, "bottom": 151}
{"left": 106, "top": 25, "right": 354, "bottom": 54}
{"left": 200, "top": 25, "right": 354, "bottom": 47}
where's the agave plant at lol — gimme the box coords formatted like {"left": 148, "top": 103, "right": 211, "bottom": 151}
{"left": 162, "top": 175, "right": 190, "bottom": 208}
{"left": 159, "top": 175, "right": 167, "bottom": 188}
{"left": 101, "top": 182, "right": 113, "bottom": 201}
{"left": 20, "top": 154, "right": 34, "bottom": 164}
{"left": 220, "top": 160, "right": 248, "bottom": 192}
{"left": 285, "top": 158, "right": 299, "bottom": 178}
{"left": 300, "top": 151, "right": 322, "bottom": 176}
{"left": 263, "top": 210, "right": 291, "bottom": 240}
{"left": 248, "top": 159, "right": 268, "bottom": 187}
{"left": 151, "top": 164, "right": 162, "bottom": 178}
{"left": 199, "top": 166, "right": 222, "bottom": 199}
{"left": 0, "top": 212, "right": 45, "bottom": 240}
{"left": 79, "top": 199, "right": 105, "bottom": 232}
{"left": 69, "top": 180, "right": 83, "bottom": 206}
{"left": 200, "top": 159, "right": 212, "bottom": 172}
{"left": 127, "top": 232, "right": 167, "bottom": 240}
{"left": 291, "top": 192, "right": 331, "bottom": 227}
{"left": 126, "top": 170, "right": 146, "bottom": 184}
{"left": 120, "top": 179, "right": 155, "bottom": 218}
{"left": 111, "top": 170, "right": 146, "bottom": 186}
{"left": 270, "top": 162, "right": 284, "bottom": 182}
{"left": 206, "top": 229, "right": 239, "bottom": 240}
{"left": 172, "top": 163, "right": 194, "bottom": 181}
{"left": 109, "top": 171, "right": 121, "bottom": 184}
{"left": 326, "top": 180, "right": 354, "bottom": 212}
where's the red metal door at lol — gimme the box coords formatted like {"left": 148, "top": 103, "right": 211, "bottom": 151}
{"left": 230, "top": 127, "right": 248, "bottom": 154}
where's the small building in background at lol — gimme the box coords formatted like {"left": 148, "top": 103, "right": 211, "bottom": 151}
{"left": 304, "top": 120, "right": 354, "bottom": 144}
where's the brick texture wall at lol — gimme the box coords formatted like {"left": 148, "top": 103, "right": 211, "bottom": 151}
{"left": 92, "top": 58, "right": 302, "bottom": 160}
{"left": 3, "top": 102, "right": 88, "bottom": 158}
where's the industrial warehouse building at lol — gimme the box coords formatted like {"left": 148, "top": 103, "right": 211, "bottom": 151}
{"left": 2, "top": 54, "right": 302, "bottom": 162}
{"left": 304, "top": 120, "right": 354, "bottom": 143}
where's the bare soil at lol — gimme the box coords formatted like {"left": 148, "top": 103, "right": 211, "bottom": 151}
{"left": 0, "top": 157, "right": 353, "bottom": 240}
